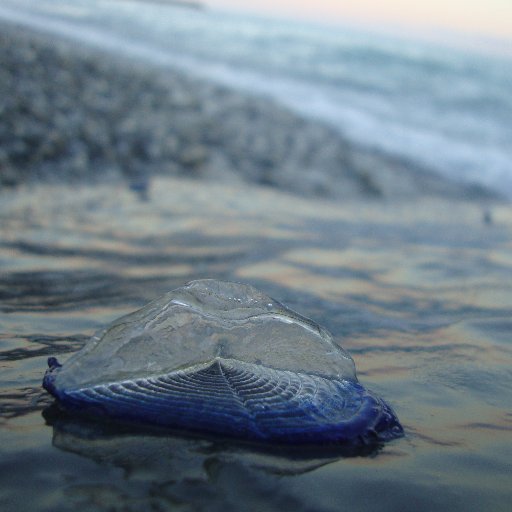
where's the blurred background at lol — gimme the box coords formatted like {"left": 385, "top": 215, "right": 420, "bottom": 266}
{"left": 1, "top": 0, "right": 511, "bottom": 199}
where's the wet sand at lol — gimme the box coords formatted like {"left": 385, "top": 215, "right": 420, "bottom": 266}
{"left": 1, "top": 177, "right": 512, "bottom": 511}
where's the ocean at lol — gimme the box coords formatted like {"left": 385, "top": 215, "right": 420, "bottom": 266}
{"left": 1, "top": 0, "right": 511, "bottom": 198}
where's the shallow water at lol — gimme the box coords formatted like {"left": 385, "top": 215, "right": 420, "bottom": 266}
{"left": 1, "top": 179, "right": 511, "bottom": 511}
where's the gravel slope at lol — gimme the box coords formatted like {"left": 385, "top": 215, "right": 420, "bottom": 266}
{"left": 0, "top": 21, "right": 497, "bottom": 200}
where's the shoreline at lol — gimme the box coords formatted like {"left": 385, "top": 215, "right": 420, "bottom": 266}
{"left": 0, "top": 19, "right": 501, "bottom": 202}
{"left": 112, "top": 0, "right": 205, "bottom": 8}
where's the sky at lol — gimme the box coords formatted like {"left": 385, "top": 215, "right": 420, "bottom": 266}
{"left": 206, "top": 0, "right": 512, "bottom": 42}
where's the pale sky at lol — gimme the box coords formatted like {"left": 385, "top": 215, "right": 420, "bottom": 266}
{"left": 207, "top": 1, "right": 512, "bottom": 41}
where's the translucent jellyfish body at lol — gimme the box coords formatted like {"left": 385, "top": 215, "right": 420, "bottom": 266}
{"left": 43, "top": 280, "right": 403, "bottom": 444}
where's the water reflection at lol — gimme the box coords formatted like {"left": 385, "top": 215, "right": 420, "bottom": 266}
{"left": 43, "top": 405, "right": 383, "bottom": 479}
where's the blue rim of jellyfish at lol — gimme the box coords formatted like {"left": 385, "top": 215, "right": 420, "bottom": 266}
{"left": 43, "top": 357, "right": 403, "bottom": 445}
